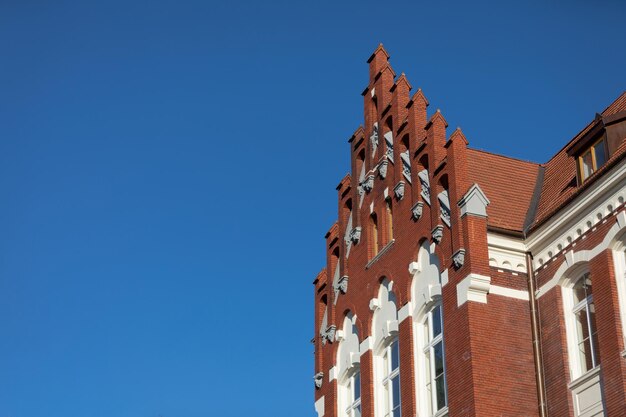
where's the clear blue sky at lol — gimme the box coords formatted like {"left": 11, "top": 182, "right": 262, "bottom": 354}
{"left": 0, "top": 1, "right": 624, "bottom": 416}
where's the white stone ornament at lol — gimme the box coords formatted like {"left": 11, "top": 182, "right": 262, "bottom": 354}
{"left": 362, "top": 175, "right": 375, "bottom": 193}
{"left": 378, "top": 160, "right": 388, "bottom": 179}
{"left": 349, "top": 227, "right": 362, "bottom": 244}
{"left": 325, "top": 325, "right": 336, "bottom": 344}
{"left": 337, "top": 275, "right": 349, "bottom": 294}
{"left": 411, "top": 201, "right": 424, "bottom": 220}
{"left": 370, "top": 124, "right": 379, "bottom": 149}
{"left": 432, "top": 225, "right": 444, "bottom": 244}
{"left": 314, "top": 372, "right": 324, "bottom": 389}
{"left": 394, "top": 181, "right": 405, "bottom": 200}
{"left": 453, "top": 248, "right": 466, "bottom": 269}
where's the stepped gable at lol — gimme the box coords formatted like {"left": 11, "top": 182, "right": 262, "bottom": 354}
{"left": 466, "top": 148, "right": 540, "bottom": 233}
{"left": 529, "top": 91, "right": 626, "bottom": 230}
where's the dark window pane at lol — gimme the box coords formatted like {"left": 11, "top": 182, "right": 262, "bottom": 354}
{"left": 436, "top": 375, "right": 447, "bottom": 410}
{"left": 432, "top": 305, "right": 442, "bottom": 337}
{"left": 391, "top": 341, "right": 400, "bottom": 371}
{"left": 392, "top": 375, "right": 401, "bottom": 409}
{"left": 594, "top": 140, "right": 607, "bottom": 168}
{"left": 354, "top": 372, "right": 361, "bottom": 400}
{"left": 434, "top": 342, "right": 444, "bottom": 375}
{"left": 574, "top": 275, "right": 592, "bottom": 303}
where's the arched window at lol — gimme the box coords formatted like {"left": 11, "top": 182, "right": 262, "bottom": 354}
{"left": 411, "top": 241, "right": 447, "bottom": 416}
{"left": 386, "top": 199, "right": 393, "bottom": 243}
{"left": 560, "top": 264, "right": 606, "bottom": 417}
{"left": 561, "top": 268, "right": 600, "bottom": 380}
{"left": 337, "top": 313, "right": 361, "bottom": 417}
{"left": 572, "top": 273, "right": 599, "bottom": 374}
{"left": 372, "top": 280, "right": 401, "bottom": 417}
{"left": 370, "top": 213, "right": 379, "bottom": 258}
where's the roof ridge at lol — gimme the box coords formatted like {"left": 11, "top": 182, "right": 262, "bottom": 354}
{"left": 467, "top": 147, "right": 540, "bottom": 165}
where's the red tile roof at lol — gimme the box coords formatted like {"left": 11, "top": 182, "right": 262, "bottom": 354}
{"left": 466, "top": 148, "right": 541, "bottom": 233}
{"left": 529, "top": 92, "right": 626, "bottom": 230}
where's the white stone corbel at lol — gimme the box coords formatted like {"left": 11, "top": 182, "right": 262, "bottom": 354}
{"left": 336, "top": 275, "right": 349, "bottom": 294}
{"left": 394, "top": 181, "right": 405, "bottom": 200}
{"left": 432, "top": 225, "right": 444, "bottom": 244}
{"left": 362, "top": 175, "right": 375, "bottom": 193}
{"left": 452, "top": 248, "right": 466, "bottom": 269}
{"left": 369, "top": 298, "right": 380, "bottom": 311}
{"left": 408, "top": 261, "right": 421, "bottom": 275}
{"left": 379, "top": 160, "right": 388, "bottom": 179}
{"left": 411, "top": 201, "right": 424, "bottom": 221}
{"left": 325, "top": 325, "right": 336, "bottom": 343}
{"left": 349, "top": 227, "right": 362, "bottom": 244}
{"left": 314, "top": 372, "right": 324, "bottom": 389}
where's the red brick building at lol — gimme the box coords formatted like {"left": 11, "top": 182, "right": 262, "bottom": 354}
{"left": 312, "top": 45, "right": 626, "bottom": 417}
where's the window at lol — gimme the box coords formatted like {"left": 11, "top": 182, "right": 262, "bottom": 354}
{"left": 386, "top": 200, "right": 393, "bottom": 242}
{"left": 424, "top": 304, "right": 447, "bottom": 415}
{"left": 578, "top": 137, "right": 608, "bottom": 183}
{"left": 370, "top": 213, "right": 379, "bottom": 257}
{"left": 572, "top": 273, "right": 599, "bottom": 375}
{"left": 345, "top": 371, "right": 362, "bottom": 417}
{"left": 382, "top": 339, "right": 401, "bottom": 417}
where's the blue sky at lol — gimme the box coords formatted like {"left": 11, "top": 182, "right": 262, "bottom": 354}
{"left": 0, "top": 1, "right": 624, "bottom": 416}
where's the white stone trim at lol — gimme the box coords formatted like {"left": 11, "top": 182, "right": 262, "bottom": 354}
{"left": 536, "top": 213, "right": 626, "bottom": 298}
{"left": 398, "top": 302, "right": 413, "bottom": 322}
{"left": 457, "top": 273, "right": 491, "bottom": 306}
{"left": 527, "top": 162, "right": 626, "bottom": 269}
{"left": 489, "top": 285, "right": 529, "bottom": 301}
{"left": 359, "top": 337, "right": 373, "bottom": 356}
{"left": 328, "top": 366, "right": 338, "bottom": 382}
{"left": 567, "top": 366, "right": 605, "bottom": 417}
{"left": 458, "top": 183, "right": 490, "bottom": 218}
{"left": 487, "top": 232, "right": 528, "bottom": 273}
{"left": 314, "top": 396, "right": 325, "bottom": 417}
{"left": 441, "top": 268, "right": 449, "bottom": 287}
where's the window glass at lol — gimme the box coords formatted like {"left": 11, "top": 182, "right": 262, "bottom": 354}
{"left": 582, "top": 150, "right": 593, "bottom": 178}
{"left": 574, "top": 275, "right": 592, "bottom": 303}
{"left": 432, "top": 305, "right": 442, "bottom": 338}
{"left": 423, "top": 303, "right": 447, "bottom": 414}
{"left": 571, "top": 273, "right": 600, "bottom": 376}
{"left": 594, "top": 140, "right": 607, "bottom": 168}
{"left": 575, "top": 309, "right": 593, "bottom": 373}
{"left": 391, "top": 340, "right": 400, "bottom": 371}
{"left": 392, "top": 376, "right": 401, "bottom": 412}
{"left": 434, "top": 342, "right": 444, "bottom": 376}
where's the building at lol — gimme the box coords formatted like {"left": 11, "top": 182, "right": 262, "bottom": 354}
{"left": 312, "top": 44, "right": 626, "bottom": 417}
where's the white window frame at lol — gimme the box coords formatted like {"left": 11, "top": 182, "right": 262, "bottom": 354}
{"left": 344, "top": 370, "right": 361, "bottom": 417}
{"left": 611, "top": 237, "right": 626, "bottom": 354}
{"left": 422, "top": 303, "right": 448, "bottom": 416}
{"left": 562, "top": 271, "right": 600, "bottom": 381}
{"left": 379, "top": 338, "right": 401, "bottom": 417}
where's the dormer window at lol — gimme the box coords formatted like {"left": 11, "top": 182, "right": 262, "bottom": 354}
{"left": 578, "top": 136, "right": 608, "bottom": 183}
